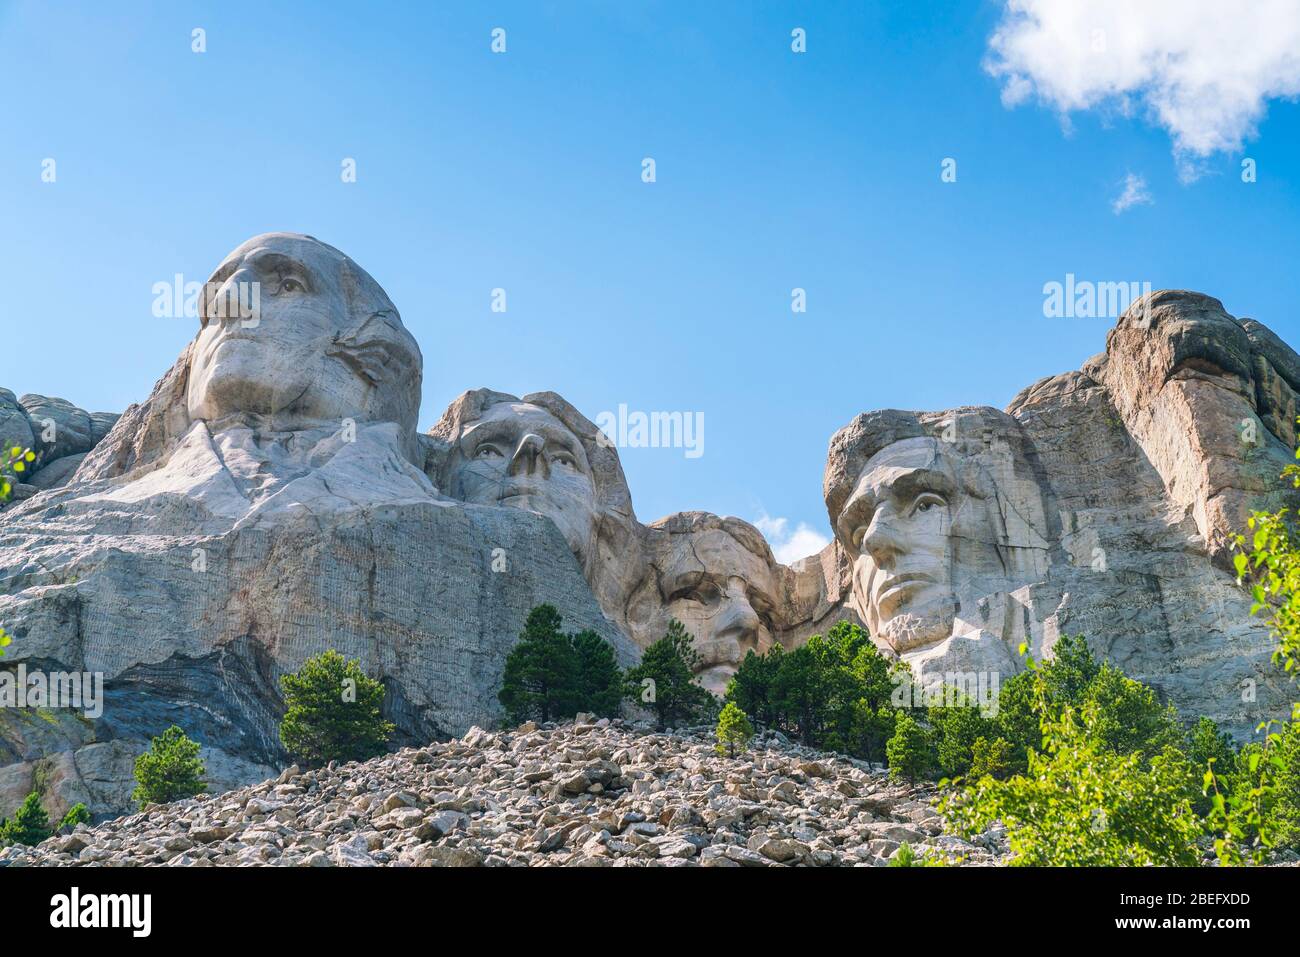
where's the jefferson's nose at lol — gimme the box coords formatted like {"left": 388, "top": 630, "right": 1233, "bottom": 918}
{"left": 508, "top": 433, "right": 550, "bottom": 478}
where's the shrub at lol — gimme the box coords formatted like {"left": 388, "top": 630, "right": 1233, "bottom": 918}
{"left": 967, "top": 735, "right": 1013, "bottom": 781}
{"left": 941, "top": 697, "right": 1202, "bottom": 866}
{"left": 886, "top": 711, "right": 935, "bottom": 782}
{"left": 623, "top": 619, "right": 714, "bottom": 731}
{"left": 132, "top": 726, "right": 207, "bottom": 807}
{"left": 929, "top": 700, "right": 999, "bottom": 779}
{"left": 1081, "top": 662, "right": 1183, "bottom": 766}
{"left": 58, "top": 803, "right": 91, "bottom": 830}
{"left": 280, "top": 650, "right": 395, "bottom": 767}
{"left": 0, "top": 792, "right": 50, "bottom": 846}
{"left": 715, "top": 702, "right": 755, "bottom": 757}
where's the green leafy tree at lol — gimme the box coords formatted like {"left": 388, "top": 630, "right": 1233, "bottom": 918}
{"left": 1081, "top": 663, "right": 1184, "bottom": 766}
{"left": 280, "top": 650, "right": 395, "bottom": 766}
{"left": 715, "top": 701, "right": 755, "bottom": 757}
{"left": 132, "top": 725, "right": 207, "bottom": 807}
{"left": 967, "top": 735, "right": 1013, "bottom": 781}
{"left": 0, "top": 792, "right": 50, "bottom": 846}
{"left": 58, "top": 803, "right": 91, "bottom": 830}
{"left": 570, "top": 629, "right": 622, "bottom": 718}
{"left": 942, "top": 695, "right": 1202, "bottom": 866}
{"left": 623, "top": 619, "right": 714, "bottom": 731}
{"left": 886, "top": 711, "right": 935, "bottom": 782}
{"left": 1185, "top": 717, "right": 1237, "bottom": 816}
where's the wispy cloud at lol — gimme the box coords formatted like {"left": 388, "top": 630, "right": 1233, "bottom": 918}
{"left": 1111, "top": 173, "right": 1153, "bottom": 214}
{"left": 985, "top": 0, "right": 1300, "bottom": 179}
{"left": 753, "top": 513, "right": 831, "bottom": 565}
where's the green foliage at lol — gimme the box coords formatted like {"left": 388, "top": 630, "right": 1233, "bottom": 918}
{"left": 941, "top": 694, "right": 1202, "bottom": 866}
{"left": 1081, "top": 663, "right": 1184, "bottom": 766}
{"left": 715, "top": 701, "right": 755, "bottom": 757}
{"left": 570, "top": 629, "right": 623, "bottom": 718}
{"left": 1185, "top": 717, "right": 1236, "bottom": 816}
{"left": 132, "top": 726, "right": 207, "bottom": 807}
{"left": 929, "top": 700, "right": 999, "bottom": 779}
{"left": 499, "top": 606, "right": 624, "bottom": 725}
{"left": 500, "top": 604, "right": 580, "bottom": 724}
{"left": 623, "top": 619, "right": 714, "bottom": 731}
{"left": 887, "top": 841, "right": 949, "bottom": 867}
{"left": 0, "top": 443, "right": 36, "bottom": 505}
{"left": 0, "top": 792, "right": 50, "bottom": 846}
{"left": 724, "top": 620, "right": 907, "bottom": 763}
{"left": 886, "top": 711, "right": 935, "bottom": 782}
{"left": 279, "top": 650, "right": 395, "bottom": 767}
{"left": 967, "top": 736, "right": 1013, "bottom": 781}
{"left": 58, "top": 802, "right": 91, "bottom": 830}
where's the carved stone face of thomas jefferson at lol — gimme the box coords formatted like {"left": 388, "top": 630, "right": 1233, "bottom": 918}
{"left": 187, "top": 233, "right": 420, "bottom": 436}
{"left": 449, "top": 401, "right": 600, "bottom": 563}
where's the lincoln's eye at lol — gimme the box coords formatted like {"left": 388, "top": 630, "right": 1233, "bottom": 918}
{"left": 475, "top": 445, "right": 504, "bottom": 460}
{"left": 851, "top": 525, "right": 869, "bottom": 549}
{"left": 910, "top": 493, "right": 946, "bottom": 516}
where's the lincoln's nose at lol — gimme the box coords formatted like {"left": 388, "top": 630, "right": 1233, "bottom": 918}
{"left": 509, "top": 433, "right": 550, "bottom": 478}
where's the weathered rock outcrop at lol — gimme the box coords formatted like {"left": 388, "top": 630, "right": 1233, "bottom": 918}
{"left": 0, "top": 235, "right": 637, "bottom": 820}
{"left": 0, "top": 720, "right": 1005, "bottom": 867}
{"left": 823, "top": 291, "right": 1299, "bottom": 737}
{"left": 0, "top": 389, "right": 118, "bottom": 499}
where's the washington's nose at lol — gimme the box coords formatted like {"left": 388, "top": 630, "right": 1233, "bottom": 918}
{"left": 508, "top": 433, "right": 550, "bottom": 478}
{"left": 205, "top": 267, "right": 257, "bottom": 324}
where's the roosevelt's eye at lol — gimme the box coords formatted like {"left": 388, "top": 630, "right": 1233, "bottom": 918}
{"left": 474, "top": 445, "right": 504, "bottom": 460}
{"left": 909, "top": 492, "right": 946, "bottom": 516}
{"left": 673, "top": 580, "right": 721, "bottom": 605}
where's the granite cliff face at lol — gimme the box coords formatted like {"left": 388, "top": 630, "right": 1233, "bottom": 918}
{"left": 0, "top": 237, "right": 1293, "bottom": 825}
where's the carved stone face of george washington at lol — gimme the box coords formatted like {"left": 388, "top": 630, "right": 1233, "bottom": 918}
{"left": 187, "top": 233, "right": 420, "bottom": 435}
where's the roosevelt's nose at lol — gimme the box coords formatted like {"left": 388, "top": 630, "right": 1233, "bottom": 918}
{"left": 714, "top": 584, "right": 765, "bottom": 650}
{"left": 508, "top": 433, "right": 550, "bottom": 478}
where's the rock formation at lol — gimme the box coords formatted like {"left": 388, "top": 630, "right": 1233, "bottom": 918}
{"left": 824, "top": 291, "right": 1299, "bottom": 736}
{"left": 0, "top": 234, "right": 637, "bottom": 819}
{"left": 2, "top": 252, "right": 1296, "bottom": 829}
{"left": 0, "top": 719, "right": 1009, "bottom": 868}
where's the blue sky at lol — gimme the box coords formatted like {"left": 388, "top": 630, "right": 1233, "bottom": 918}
{"left": 3, "top": 1, "right": 1299, "bottom": 560}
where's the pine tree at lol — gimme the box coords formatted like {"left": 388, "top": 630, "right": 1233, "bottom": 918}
{"left": 0, "top": 792, "right": 50, "bottom": 846}
{"left": 499, "top": 604, "right": 582, "bottom": 724}
{"left": 279, "top": 650, "right": 395, "bottom": 767}
{"left": 570, "top": 629, "right": 622, "bottom": 718}
{"left": 131, "top": 725, "right": 207, "bottom": 807}
{"left": 886, "top": 711, "right": 936, "bottom": 782}
{"left": 715, "top": 701, "right": 755, "bottom": 758}
{"left": 623, "top": 619, "right": 714, "bottom": 731}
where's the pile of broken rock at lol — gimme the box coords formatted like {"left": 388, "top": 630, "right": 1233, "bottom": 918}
{"left": 0, "top": 719, "right": 1007, "bottom": 867}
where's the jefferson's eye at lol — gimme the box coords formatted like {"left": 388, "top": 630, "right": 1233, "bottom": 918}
{"left": 910, "top": 493, "right": 946, "bottom": 516}
{"left": 551, "top": 452, "right": 577, "bottom": 469}
{"left": 474, "top": 445, "right": 504, "bottom": 460}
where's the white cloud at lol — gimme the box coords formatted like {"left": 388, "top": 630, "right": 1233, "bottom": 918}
{"left": 1111, "top": 172, "right": 1152, "bottom": 214}
{"left": 985, "top": 0, "right": 1300, "bottom": 178}
{"left": 752, "top": 513, "right": 832, "bottom": 565}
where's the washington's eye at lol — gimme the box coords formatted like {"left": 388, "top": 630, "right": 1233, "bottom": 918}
{"left": 474, "top": 445, "right": 504, "bottom": 460}
{"left": 278, "top": 277, "right": 304, "bottom": 293}
{"left": 910, "top": 492, "right": 946, "bottom": 516}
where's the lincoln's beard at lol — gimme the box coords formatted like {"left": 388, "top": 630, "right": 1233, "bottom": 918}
{"left": 876, "top": 599, "right": 957, "bottom": 654}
